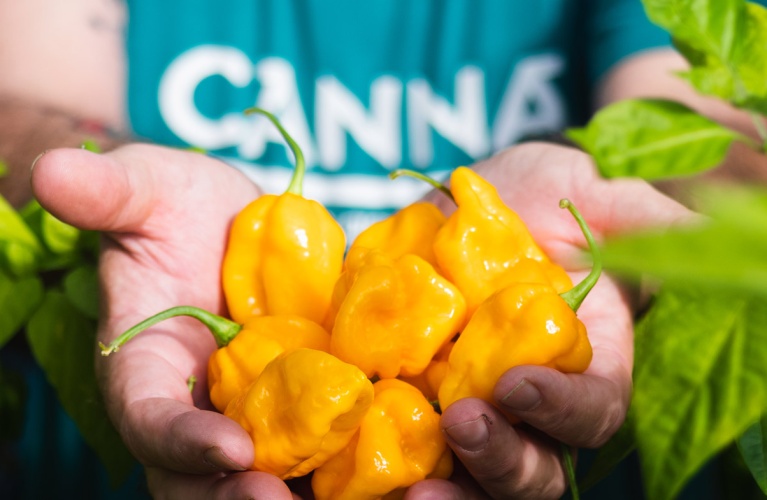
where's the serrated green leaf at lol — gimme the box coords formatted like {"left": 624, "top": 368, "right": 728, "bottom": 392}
{"left": 642, "top": 0, "right": 743, "bottom": 58}
{"left": 0, "top": 196, "right": 43, "bottom": 276}
{"left": 632, "top": 286, "right": 767, "bottom": 499}
{"left": 26, "top": 291, "right": 136, "bottom": 486}
{"left": 602, "top": 185, "right": 767, "bottom": 294}
{"left": 63, "top": 264, "right": 100, "bottom": 320}
{"left": 0, "top": 271, "right": 44, "bottom": 348}
{"left": 738, "top": 417, "right": 767, "bottom": 494}
{"left": 642, "top": 0, "right": 767, "bottom": 113}
{"left": 566, "top": 99, "right": 744, "bottom": 180}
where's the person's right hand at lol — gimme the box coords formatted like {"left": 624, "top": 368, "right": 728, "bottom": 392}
{"left": 31, "top": 145, "right": 296, "bottom": 499}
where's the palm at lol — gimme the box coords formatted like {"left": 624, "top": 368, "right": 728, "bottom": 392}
{"left": 421, "top": 143, "right": 690, "bottom": 498}
{"left": 33, "top": 145, "right": 294, "bottom": 498}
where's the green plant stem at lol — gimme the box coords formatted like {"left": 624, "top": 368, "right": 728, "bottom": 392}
{"left": 99, "top": 306, "right": 242, "bottom": 355}
{"left": 558, "top": 199, "right": 602, "bottom": 313}
{"left": 562, "top": 444, "right": 580, "bottom": 500}
{"left": 389, "top": 169, "right": 455, "bottom": 203}
{"left": 244, "top": 107, "right": 306, "bottom": 196}
{"left": 187, "top": 375, "right": 198, "bottom": 393}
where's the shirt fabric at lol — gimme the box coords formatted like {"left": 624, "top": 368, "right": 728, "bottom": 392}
{"left": 126, "top": 0, "right": 670, "bottom": 239}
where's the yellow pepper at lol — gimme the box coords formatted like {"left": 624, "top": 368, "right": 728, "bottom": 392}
{"left": 349, "top": 201, "right": 446, "bottom": 267}
{"left": 399, "top": 340, "right": 454, "bottom": 402}
{"left": 330, "top": 247, "right": 466, "bottom": 379}
{"left": 312, "top": 379, "right": 453, "bottom": 500}
{"left": 323, "top": 201, "right": 446, "bottom": 332}
{"left": 224, "top": 348, "right": 374, "bottom": 479}
{"left": 434, "top": 167, "right": 572, "bottom": 316}
{"left": 221, "top": 108, "right": 345, "bottom": 325}
{"left": 99, "top": 306, "right": 330, "bottom": 412}
{"left": 207, "top": 315, "right": 330, "bottom": 412}
{"left": 438, "top": 200, "right": 600, "bottom": 411}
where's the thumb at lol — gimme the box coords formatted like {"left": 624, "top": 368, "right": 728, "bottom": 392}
{"left": 31, "top": 147, "right": 159, "bottom": 232}
{"left": 31, "top": 145, "right": 257, "bottom": 234}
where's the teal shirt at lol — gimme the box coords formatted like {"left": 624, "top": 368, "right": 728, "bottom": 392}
{"left": 126, "top": 0, "right": 669, "bottom": 237}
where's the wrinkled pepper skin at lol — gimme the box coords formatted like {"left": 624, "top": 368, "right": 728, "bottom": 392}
{"left": 438, "top": 283, "right": 592, "bottom": 411}
{"left": 208, "top": 315, "right": 330, "bottom": 412}
{"left": 349, "top": 201, "right": 446, "bottom": 267}
{"left": 224, "top": 348, "right": 374, "bottom": 479}
{"left": 221, "top": 193, "right": 345, "bottom": 325}
{"left": 434, "top": 167, "right": 572, "bottom": 316}
{"left": 330, "top": 247, "right": 466, "bottom": 379}
{"left": 312, "top": 379, "right": 453, "bottom": 500}
{"left": 399, "top": 340, "right": 454, "bottom": 402}
{"left": 221, "top": 108, "right": 345, "bottom": 325}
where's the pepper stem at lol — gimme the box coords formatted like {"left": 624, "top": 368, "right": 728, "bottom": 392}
{"left": 562, "top": 443, "right": 580, "bottom": 500}
{"left": 99, "top": 306, "right": 242, "bottom": 356}
{"left": 244, "top": 107, "right": 306, "bottom": 196}
{"left": 558, "top": 199, "right": 602, "bottom": 312}
{"left": 389, "top": 169, "right": 455, "bottom": 203}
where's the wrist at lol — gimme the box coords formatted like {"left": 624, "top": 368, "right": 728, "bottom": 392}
{"left": 0, "top": 96, "right": 133, "bottom": 206}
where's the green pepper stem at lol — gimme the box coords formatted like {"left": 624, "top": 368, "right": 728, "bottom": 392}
{"left": 99, "top": 306, "right": 242, "bottom": 356}
{"left": 244, "top": 107, "right": 306, "bottom": 196}
{"left": 558, "top": 199, "right": 602, "bottom": 312}
{"left": 389, "top": 169, "right": 455, "bottom": 204}
{"left": 562, "top": 443, "right": 580, "bottom": 500}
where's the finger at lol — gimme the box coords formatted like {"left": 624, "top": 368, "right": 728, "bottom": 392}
{"left": 493, "top": 364, "right": 630, "bottom": 448}
{"left": 30, "top": 145, "right": 257, "bottom": 233}
{"left": 441, "top": 398, "right": 566, "bottom": 499}
{"left": 121, "top": 397, "right": 254, "bottom": 475}
{"left": 145, "top": 468, "right": 295, "bottom": 500}
{"left": 403, "top": 479, "right": 465, "bottom": 500}
{"left": 405, "top": 468, "right": 494, "bottom": 500}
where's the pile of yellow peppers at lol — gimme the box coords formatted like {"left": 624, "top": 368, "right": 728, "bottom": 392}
{"left": 102, "top": 109, "right": 601, "bottom": 499}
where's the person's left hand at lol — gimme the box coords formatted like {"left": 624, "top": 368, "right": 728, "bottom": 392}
{"left": 404, "top": 142, "right": 693, "bottom": 499}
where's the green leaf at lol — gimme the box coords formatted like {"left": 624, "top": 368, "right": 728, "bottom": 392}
{"left": 80, "top": 139, "right": 102, "bottom": 153}
{"left": 738, "top": 417, "right": 767, "bottom": 494}
{"left": 632, "top": 286, "right": 767, "bottom": 499}
{"left": 63, "top": 264, "right": 100, "bottom": 320}
{"left": 0, "top": 196, "right": 44, "bottom": 276}
{"left": 602, "top": 185, "right": 767, "bottom": 294}
{"left": 642, "top": 0, "right": 743, "bottom": 58}
{"left": 20, "top": 199, "right": 81, "bottom": 256}
{"left": 0, "top": 271, "right": 44, "bottom": 348}
{"left": 0, "top": 159, "right": 7, "bottom": 178}
{"left": 642, "top": 0, "right": 767, "bottom": 113}
{"left": 26, "top": 291, "right": 136, "bottom": 486}
{"left": 566, "top": 99, "right": 744, "bottom": 180}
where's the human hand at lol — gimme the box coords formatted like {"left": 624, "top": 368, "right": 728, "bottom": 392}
{"left": 31, "top": 145, "right": 296, "bottom": 499}
{"left": 405, "top": 142, "right": 693, "bottom": 499}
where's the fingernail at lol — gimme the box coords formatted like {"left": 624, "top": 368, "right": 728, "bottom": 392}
{"left": 444, "top": 415, "right": 490, "bottom": 452}
{"left": 30, "top": 150, "right": 48, "bottom": 171}
{"left": 203, "top": 446, "right": 247, "bottom": 471}
{"left": 501, "top": 378, "right": 542, "bottom": 411}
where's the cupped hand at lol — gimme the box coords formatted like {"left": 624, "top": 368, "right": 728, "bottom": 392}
{"left": 31, "top": 145, "right": 295, "bottom": 500}
{"left": 407, "top": 142, "right": 693, "bottom": 499}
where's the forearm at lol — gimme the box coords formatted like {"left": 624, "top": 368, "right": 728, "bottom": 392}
{"left": 0, "top": 96, "right": 130, "bottom": 207}
{"left": 598, "top": 49, "right": 767, "bottom": 206}
{"left": 0, "top": 0, "right": 128, "bottom": 207}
